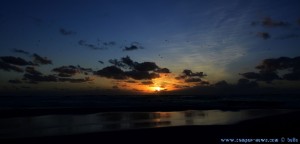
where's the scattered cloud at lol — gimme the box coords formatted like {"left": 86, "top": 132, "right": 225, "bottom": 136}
{"left": 58, "top": 77, "right": 93, "bottom": 83}
{"left": 103, "top": 41, "right": 116, "bottom": 46}
{"left": 53, "top": 65, "right": 92, "bottom": 77}
{"left": 123, "top": 42, "right": 144, "bottom": 51}
{"left": 33, "top": 53, "right": 52, "bottom": 65}
{"left": 96, "top": 56, "right": 168, "bottom": 80}
{"left": 261, "top": 17, "right": 289, "bottom": 27}
{"left": 134, "top": 62, "right": 159, "bottom": 71}
{"left": 214, "top": 80, "right": 229, "bottom": 87}
{"left": 25, "top": 67, "right": 42, "bottom": 76}
{"left": 125, "top": 80, "right": 136, "bottom": 83}
{"left": 12, "top": 49, "right": 30, "bottom": 55}
{"left": 257, "top": 32, "right": 270, "bottom": 40}
{"left": 0, "top": 60, "right": 24, "bottom": 73}
{"left": 94, "top": 66, "right": 127, "bottom": 80}
{"left": 141, "top": 81, "right": 154, "bottom": 85}
{"left": 240, "top": 56, "right": 300, "bottom": 82}
{"left": 23, "top": 73, "right": 57, "bottom": 83}
{"left": 237, "top": 78, "right": 258, "bottom": 88}
{"left": 98, "top": 60, "right": 104, "bottom": 64}
{"left": 154, "top": 68, "right": 171, "bottom": 73}
{"left": 125, "top": 70, "right": 160, "bottom": 80}
{"left": 59, "top": 28, "right": 76, "bottom": 36}
{"left": 252, "top": 17, "right": 289, "bottom": 28}
{"left": 112, "top": 85, "right": 119, "bottom": 89}
{"left": 8, "top": 79, "right": 22, "bottom": 84}
{"left": 0, "top": 56, "right": 34, "bottom": 66}
{"left": 109, "top": 59, "right": 126, "bottom": 68}
{"left": 78, "top": 40, "right": 105, "bottom": 50}
{"left": 109, "top": 56, "right": 160, "bottom": 71}
{"left": 176, "top": 69, "right": 207, "bottom": 84}
{"left": 185, "top": 78, "right": 202, "bottom": 83}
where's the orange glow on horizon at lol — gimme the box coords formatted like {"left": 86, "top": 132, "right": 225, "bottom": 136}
{"left": 113, "top": 73, "right": 196, "bottom": 94}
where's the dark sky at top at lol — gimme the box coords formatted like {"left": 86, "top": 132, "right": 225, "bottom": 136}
{"left": 0, "top": 0, "right": 300, "bottom": 95}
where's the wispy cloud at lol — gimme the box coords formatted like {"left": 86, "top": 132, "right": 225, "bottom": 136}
{"left": 0, "top": 56, "right": 34, "bottom": 66}
{"left": 123, "top": 42, "right": 144, "bottom": 51}
{"left": 257, "top": 32, "right": 270, "bottom": 40}
{"left": 12, "top": 49, "right": 30, "bottom": 55}
{"left": 59, "top": 28, "right": 76, "bottom": 36}
{"left": 33, "top": 53, "right": 52, "bottom": 65}
{"left": 78, "top": 40, "right": 105, "bottom": 50}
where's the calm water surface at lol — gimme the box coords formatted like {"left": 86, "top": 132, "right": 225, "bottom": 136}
{"left": 0, "top": 109, "right": 295, "bottom": 138}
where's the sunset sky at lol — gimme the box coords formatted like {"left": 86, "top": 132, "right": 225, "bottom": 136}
{"left": 1, "top": 0, "right": 300, "bottom": 95}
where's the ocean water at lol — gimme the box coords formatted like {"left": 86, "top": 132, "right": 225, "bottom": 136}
{"left": 0, "top": 94, "right": 300, "bottom": 109}
{"left": 0, "top": 109, "right": 296, "bottom": 139}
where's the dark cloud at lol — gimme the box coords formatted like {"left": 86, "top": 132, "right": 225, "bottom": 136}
{"left": 109, "top": 59, "right": 126, "bottom": 68}
{"left": 103, "top": 41, "right": 116, "bottom": 46}
{"left": 58, "top": 77, "right": 93, "bottom": 83}
{"left": 94, "top": 66, "right": 127, "bottom": 80}
{"left": 177, "top": 69, "right": 207, "bottom": 79}
{"left": 53, "top": 66, "right": 78, "bottom": 77}
{"left": 23, "top": 73, "right": 57, "bottom": 83}
{"left": 240, "top": 72, "right": 260, "bottom": 79}
{"left": 134, "top": 62, "right": 159, "bottom": 71}
{"left": 109, "top": 56, "right": 160, "bottom": 72}
{"left": 12, "top": 49, "right": 30, "bottom": 55}
{"left": 200, "top": 81, "right": 210, "bottom": 85}
{"left": 123, "top": 45, "right": 139, "bottom": 51}
{"left": 112, "top": 86, "right": 119, "bottom": 89}
{"left": 0, "top": 56, "right": 33, "bottom": 66}
{"left": 255, "top": 57, "right": 297, "bottom": 72}
{"left": 96, "top": 56, "right": 168, "bottom": 80}
{"left": 59, "top": 28, "right": 76, "bottom": 35}
{"left": 123, "top": 42, "right": 143, "bottom": 51}
{"left": 98, "top": 60, "right": 104, "bottom": 64}
{"left": 240, "top": 56, "right": 300, "bottom": 82}
{"left": 8, "top": 79, "right": 22, "bottom": 84}
{"left": 125, "top": 80, "right": 136, "bottom": 83}
{"left": 283, "top": 71, "right": 300, "bottom": 81}
{"left": 141, "top": 81, "right": 153, "bottom": 85}
{"left": 121, "top": 56, "right": 135, "bottom": 68}
{"left": 257, "top": 32, "right": 270, "bottom": 40}
{"left": 240, "top": 72, "right": 280, "bottom": 83}
{"left": 33, "top": 53, "right": 52, "bottom": 65}
{"left": 155, "top": 68, "right": 171, "bottom": 73}
{"left": 52, "top": 65, "right": 92, "bottom": 77}
{"left": 125, "top": 71, "right": 160, "bottom": 80}
{"left": 185, "top": 78, "right": 202, "bottom": 83}
{"left": 77, "top": 65, "right": 93, "bottom": 73}
{"left": 176, "top": 69, "right": 207, "bottom": 84}
{"left": 237, "top": 78, "right": 258, "bottom": 88}
{"left": 0, "top": 61, "right": 24, "bottom": 73}
{"left": 214, "top": 80, "right": 229, "bottom": 87}
{"left": 78, "top": 40, "right": 104, "bottom": 50}
{"left": 25, "top": 67, "right": 42, "bottom": 75}
{"left": 261, "top": 17, "right": 289, "bottom": 27}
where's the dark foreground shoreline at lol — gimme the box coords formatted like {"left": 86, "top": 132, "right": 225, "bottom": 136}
{"left": 1, "top": 110, "right": 300, "bottom": 144}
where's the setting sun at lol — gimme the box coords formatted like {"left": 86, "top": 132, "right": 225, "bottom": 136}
{"left": 154, "top": 87, "right": 161, "bottom": 91}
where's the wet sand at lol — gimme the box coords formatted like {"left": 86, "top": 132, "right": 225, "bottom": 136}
{"left": 1, "top": 110, "right": 300, "bottom": 144}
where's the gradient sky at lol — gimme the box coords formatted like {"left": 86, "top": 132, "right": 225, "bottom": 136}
{"left": 1, "top": 0, "right": 300, "bottom": 95}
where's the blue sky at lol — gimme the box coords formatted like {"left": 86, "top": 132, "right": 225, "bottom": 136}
{"left": 1, "top": 0, "right": 300, "bottom": 95}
